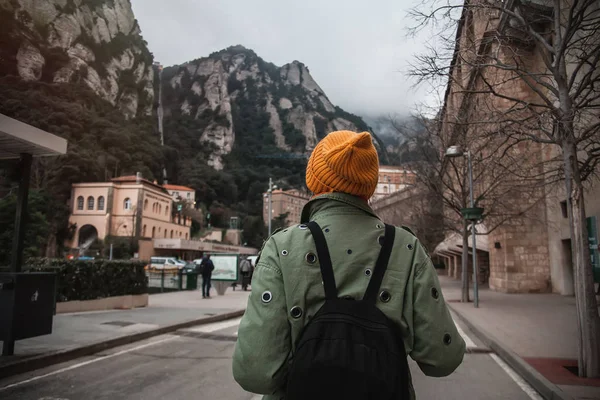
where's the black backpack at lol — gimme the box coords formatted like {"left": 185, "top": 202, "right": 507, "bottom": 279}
{"left": 285, "top": 221, "right": 410, "bottom": 400}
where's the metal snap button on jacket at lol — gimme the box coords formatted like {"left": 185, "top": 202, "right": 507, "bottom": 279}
{"left": 379, "top": 290, "right": 391, "bottom": 303}
{"left": 305, "top": 253, "right": 317, "bottom": 264}
{"left": 290, "top": 306, "right": 303, "bottom": 319}
{"left": 261, "top": 291, "right": 272, "bottom": 303}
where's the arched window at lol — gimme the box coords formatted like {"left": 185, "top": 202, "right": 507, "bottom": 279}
{"left": 77, "top": 196, "right": 84, "bottom": 210}
{"left": 142, "top": 225, "right": 147, "bottom": 237}
{"left": 164, "top": 230, "right": 168, "bottom": 238}
{"left": 152, "top": 226, "right": 156, "bottom": 238}
{"left": 159, "top": 204, "right": 162, "bottom": 214}
{"left": 124, "top": 198, "right": 132, "bottom": 210}
{"left": 170, "top": 230, "right": 173, "bottom": 238}
{"left": 179, "top": 232, "right": 182, "bottom": 237}
{"left": 87, "top": 196, "right": 95, "bottom": 210}
{"left": 185, "top": 233, "right": 188, "bottom": 240}
{"left": 98, "top": 196, "right": 105, "bottom": 211}
{"left": 144, "top": 199, "right": 148, "bottom": 211}
{"left": 165, "top": 206, "right": 169, "bottom": 215}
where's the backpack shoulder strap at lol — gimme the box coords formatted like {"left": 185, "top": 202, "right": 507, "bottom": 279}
{"left": 307, "top": 221, "right": 338, "bottom": 300}
{"left": 363, "top": 224, "right": 396, "bottom": 303}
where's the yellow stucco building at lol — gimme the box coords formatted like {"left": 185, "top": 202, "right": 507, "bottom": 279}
{"left": 68, "top": 174, "right": 192, "bottom": 251}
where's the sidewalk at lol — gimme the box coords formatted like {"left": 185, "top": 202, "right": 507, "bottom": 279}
{"left": 0, "top": 287, "right": 250, "bottom": 379}
{"left": 439, "top": 275, "right": 600, "bottom": 400}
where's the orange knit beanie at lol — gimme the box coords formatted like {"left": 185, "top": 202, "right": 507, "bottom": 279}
{"left": 306, "top": 130, "right": 379, "bottom": 200}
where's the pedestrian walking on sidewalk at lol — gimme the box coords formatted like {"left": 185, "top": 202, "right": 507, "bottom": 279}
{"left": 200, "top": 254, "right": 214, "bottom": 298}
{"left": 240, "top": 256, "right": 253, "bottom": 291}
{"left": 233, "top": 130, "right": 466, "bottom": 400}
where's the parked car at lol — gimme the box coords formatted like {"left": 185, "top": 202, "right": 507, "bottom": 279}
{"left": 149, "top": 256, "right": 186, "bottom": 270}
{"left": 181, "top": 262, "right": 198, "bottom": 273}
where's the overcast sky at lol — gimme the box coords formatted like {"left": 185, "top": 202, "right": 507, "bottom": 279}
{"left": 131, "top": 0, "right": 441, "bottom": 117}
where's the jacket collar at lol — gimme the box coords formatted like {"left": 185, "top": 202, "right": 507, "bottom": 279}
{"left": 300, "top": 192, "right": 381, "bottom": 222}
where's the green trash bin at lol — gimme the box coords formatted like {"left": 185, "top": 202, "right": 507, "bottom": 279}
{"left": 186, "top": 272, "right": 198, "bottom": 290}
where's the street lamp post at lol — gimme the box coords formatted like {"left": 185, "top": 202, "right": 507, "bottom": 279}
{"left": 267, "top": 178, "right": 278, "bottom": 237}
{"left": 445, "top": 145, "right": 481, "bottom": 308}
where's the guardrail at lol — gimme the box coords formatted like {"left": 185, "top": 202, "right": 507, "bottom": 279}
{"left": 145, "top": 268, "right": 198, "bottom": 293}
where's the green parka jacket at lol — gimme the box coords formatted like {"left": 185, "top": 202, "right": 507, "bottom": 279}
{"left": 233, "top": 193, "right": 465, "bottom": 399}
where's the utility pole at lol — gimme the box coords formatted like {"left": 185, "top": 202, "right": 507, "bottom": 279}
{"left": 467, "top": 150, "right": 479, "bottom": 308}
{"left": 445, "top": 146, "right": 482, "bottom": 308}
{"left": 267, "top": 178, "right": 278, "bottom": 237}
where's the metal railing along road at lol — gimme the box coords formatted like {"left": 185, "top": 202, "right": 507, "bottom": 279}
{"left": 145, "top": 268, "right": 198, "bottom": 293}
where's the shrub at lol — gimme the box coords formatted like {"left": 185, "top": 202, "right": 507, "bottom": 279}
{"left": 26, "top": 258, "right": 148, "bottom": 302}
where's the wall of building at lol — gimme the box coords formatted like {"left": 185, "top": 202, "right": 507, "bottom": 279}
{"left": 143, "top": 191, "right": 172, "bottom": 222}
{"left": 69, "top": 185, "right": 112, "bottom": 246}
{"left": 69, "top": 215, "right": 109, "bottom": 246}
{"left": 71, "top": 185, "right": 111, "bottom": 215}
{"left": 263, "top": 189, "right": 310, "bottom": 227}
{"left": 371, "top": 185, "right": 444, "bottom": 253}
{"left": 139, "top": 216, "right": 189, "bottom": 240}
{"left": 544, "top": 176, "right": 600, "bottom": 295}
{"left": 109, "top": 186, "right": 140, "bottom": 237}
{"left": 372, "top": 167, "right": 416, "bottom": 201}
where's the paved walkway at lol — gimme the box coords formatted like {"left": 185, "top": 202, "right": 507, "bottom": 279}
{"left": 439, "top": 275, "right": 600, "bottom": 400}
{"left": 0, "top": 287, "right": 250, "bottom": 369}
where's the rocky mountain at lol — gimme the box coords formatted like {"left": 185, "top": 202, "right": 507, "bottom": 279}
{"left": 160, "top": 46, "right": 387, "bottom": 170}
{"left": 0, "top": 0, "right": 154, "bottom": 118}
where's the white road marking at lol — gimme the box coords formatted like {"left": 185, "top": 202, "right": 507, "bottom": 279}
{"left": 490, "top": 354, "right": 544, "bottom": 400}
{"left": 454, "top": 319, "right": 477, "bottom": 349}
{"left": 453, "top": 316, "right": 542, "bottom": 399}
{"left": 0, "top": 336, "right": 178, "bottom": 392}
{"left": 182, "top": 317, "right": 242, "bottom": 333}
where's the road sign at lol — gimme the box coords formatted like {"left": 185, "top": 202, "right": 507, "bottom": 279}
{"left": 587, "top": 216, "right": 600, "bottom": 283}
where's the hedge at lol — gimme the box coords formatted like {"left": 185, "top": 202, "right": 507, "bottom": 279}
{"left": 25, "top": 258, "right": 148, "bottom": 302}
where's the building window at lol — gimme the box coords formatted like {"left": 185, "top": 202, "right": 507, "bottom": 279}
{"left": 124, "top": 198, "right": 132, "bottom": 210}
{"left": 187, "top": 192, "right": 191, "bottom": 199}
{"left": 166, "top": 206, "right": 169, "bottom": 215}
{"left": 164, "top": 230, "right": 168, "bottom": 238}
{"left": 87, "top": 196, "right": 95, "bottom": 210}
{"left": 170, "top": 230, "right": 174, "bottom": 238}
{"left": 142, "top": 225, "right": 147, "bottom": 237}
{"left": 152, "top": 226, "right": 156, "bottom": 238}
{"left": 185, "top": 233, "right": 188, "bottom": 239}
{"left": 158, "top": 204, "right": 162, "bottom": 214}
{"left": 560, "top": 201, "right": 568, "bottom": 218}
{"left": 98, "top": 196, "right": 105, "bottom": 211}
{"left": 77, "top": 196, "right": 84, "bottom": 210}
{"left": 144, "top": 199, "right": 148, "bottom": 211}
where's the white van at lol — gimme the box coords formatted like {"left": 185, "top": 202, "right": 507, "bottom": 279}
{"left": 150, "top": 257, "right": 186, "bottom": 270}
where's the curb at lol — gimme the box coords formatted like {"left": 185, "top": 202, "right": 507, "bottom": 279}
{"left": 447, "top": 302, "right": 574, "bottom": 400}
{"left": 0, "top": 309, "right": 245, "bottom": 381}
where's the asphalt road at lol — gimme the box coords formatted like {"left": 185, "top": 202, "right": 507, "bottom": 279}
{"left": 0, "top": 315, "right": 542, "bottom": 400}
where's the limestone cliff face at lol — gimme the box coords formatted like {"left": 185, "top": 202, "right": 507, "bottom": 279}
{"left": 0, "top": 0, "right": 154, "bottom": 118}
{"left": 161, "top": 46, "right": 380, "bottom": 170}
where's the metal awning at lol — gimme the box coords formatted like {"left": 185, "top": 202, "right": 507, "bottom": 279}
{"left": 0, "top": 113, "right": 67, "bottom": 159}
{"left": 434, "top": 226, "right": 490, "bottom": 256}
{"left": 1, "top": 113, "right": 69, "bottom": 356}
